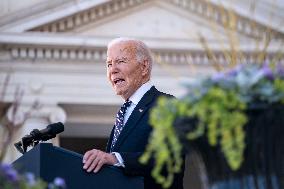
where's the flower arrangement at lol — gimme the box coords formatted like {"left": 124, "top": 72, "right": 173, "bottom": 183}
{"left": 0, "top": 163, "right": 66, "bottom": 189}
{"left": 140, "top": 63, "right": 284, "bottom": 188}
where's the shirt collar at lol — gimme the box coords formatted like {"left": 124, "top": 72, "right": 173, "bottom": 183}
{"left": 128, "top": 81, "right": 153, "bottom": 105}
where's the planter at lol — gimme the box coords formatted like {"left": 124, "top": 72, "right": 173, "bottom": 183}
{"left": 175, "top": 104, "right": 284, "bottom": 189}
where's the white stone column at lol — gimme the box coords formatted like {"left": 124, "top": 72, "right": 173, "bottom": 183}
{"left": 3, "top": 103, "right": 66, "bottom": 163}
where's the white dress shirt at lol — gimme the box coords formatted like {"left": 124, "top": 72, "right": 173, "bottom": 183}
{"left": 112, "top": 81, "right": 153, "bottom": 167}
{"left": 124, "top": 81, "right": 153, "bottom": 125}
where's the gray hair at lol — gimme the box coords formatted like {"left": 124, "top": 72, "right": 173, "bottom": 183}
{"left": 107, "top": 37, "right": 153, "bottom": 72}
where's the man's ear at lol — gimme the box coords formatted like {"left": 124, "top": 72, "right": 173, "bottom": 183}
{"left": 141, "top": 60, "right": 150, "bottom": 76}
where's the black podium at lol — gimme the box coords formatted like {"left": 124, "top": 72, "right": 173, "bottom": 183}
{"left": 12, "top": 143, "right": 143, "bottom": 189}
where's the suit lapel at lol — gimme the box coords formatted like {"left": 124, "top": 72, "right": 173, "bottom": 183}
{"left": 112, "top": 86, "right": 158, "bottom": 151}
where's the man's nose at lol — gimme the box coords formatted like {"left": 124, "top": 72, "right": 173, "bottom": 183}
{"left": 109, "top": 63, "right": 119, "bottom": 74}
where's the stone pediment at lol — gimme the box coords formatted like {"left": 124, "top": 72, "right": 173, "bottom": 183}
{"left": 76, "top": 1, "right": 243, "bottom": 42}
{"left": 1, "top": 0, "right": 281, "bottom": 41}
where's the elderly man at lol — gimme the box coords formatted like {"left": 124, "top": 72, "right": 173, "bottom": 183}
{"left": 83, "top": 38, "right": 184, "bottom": 189}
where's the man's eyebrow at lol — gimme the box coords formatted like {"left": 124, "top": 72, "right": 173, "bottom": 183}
{"left": 115, "top": 57, "right": 128, "bottom": 61}
{"left": 106, "top": 57, "right": 128, "bottom": 63}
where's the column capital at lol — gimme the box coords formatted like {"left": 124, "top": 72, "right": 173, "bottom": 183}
{"left": 6, "top": 103, "right": 66, "bottom": 125}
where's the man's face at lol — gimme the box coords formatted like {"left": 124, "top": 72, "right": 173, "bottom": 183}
{"left": 106, "top": 42, "right": 148, "bottom": 100}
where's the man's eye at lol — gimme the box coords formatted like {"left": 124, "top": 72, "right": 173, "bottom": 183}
{"left": 118, "top": 60, "right": 126, "bottom": 64}
{"left": 107, "top": 63, "right": 112, "bottom": 67}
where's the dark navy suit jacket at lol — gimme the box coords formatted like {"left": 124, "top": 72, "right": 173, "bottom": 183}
{"left": 106, "top": 86, "right": 184, "bottom": 189}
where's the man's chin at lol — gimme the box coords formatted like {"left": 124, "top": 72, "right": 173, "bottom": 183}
{"left": 114, "top": 89, "right": 123, "bottom": 96}
{"left": 114, "top": 85, "right": 126, "bottom": 94}
{"left": 115, "top": 90, "right": 129, "bottom": 100}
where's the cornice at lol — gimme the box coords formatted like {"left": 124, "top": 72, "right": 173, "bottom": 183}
{"left": 0, "top": 33, "right": 283, "bottom": 65}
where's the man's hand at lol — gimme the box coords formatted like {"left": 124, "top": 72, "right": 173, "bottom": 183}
{"left": 83, "top": 149, "right": 118, "bottom": 173}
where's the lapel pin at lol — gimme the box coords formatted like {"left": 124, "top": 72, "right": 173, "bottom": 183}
{"left": 139, "top": 109, "right": 143, "bottom": 113}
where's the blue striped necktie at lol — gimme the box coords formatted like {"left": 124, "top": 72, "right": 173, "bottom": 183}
{"left": 111, "top": 100, "right": 132, "bottom": 151}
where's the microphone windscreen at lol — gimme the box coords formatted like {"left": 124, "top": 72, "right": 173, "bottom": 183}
{"left": 47, "top": 122, "right": 64, "bottom": 135}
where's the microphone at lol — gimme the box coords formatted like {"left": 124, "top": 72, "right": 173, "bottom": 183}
{"left": 14, "top": 122, "right": 64, "bottom": 154}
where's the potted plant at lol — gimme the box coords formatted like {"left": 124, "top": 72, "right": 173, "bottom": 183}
{"left": 140, "top": 63, "right": 284, "bottom": 189}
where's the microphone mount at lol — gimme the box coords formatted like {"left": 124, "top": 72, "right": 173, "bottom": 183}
{"left": 14, "top": 122, "right": 64, "bottom": 154}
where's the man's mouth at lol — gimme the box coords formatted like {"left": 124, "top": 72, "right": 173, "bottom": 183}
{"left": 113, "top": 78, "right": 125, "bottom": 86}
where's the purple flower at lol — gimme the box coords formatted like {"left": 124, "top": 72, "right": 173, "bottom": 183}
{"left": 227, "top": 64, "right": 243, "bottom": 77}
{"left": 48, "top": 183, "right": 54, "bottom": 189}
{"left": 5, "top": 168, "right": 19, "bottom": 182}
{"left": 0, "top": 163, "right": 12, "bottom": 171}
{"left": 25, "top": 172, "right": 36, "bottom": 186}
{"left": 54, "top": 177, "right": 66, "bottom": 188}
{"left": 260, "top": 64, "right": 274, "bottom": 80}
{"left": 0, "top": 163, "right": 19, "bottom": 182}
{"left": 211, "top": 72, "right": 225, "bottom": 82}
